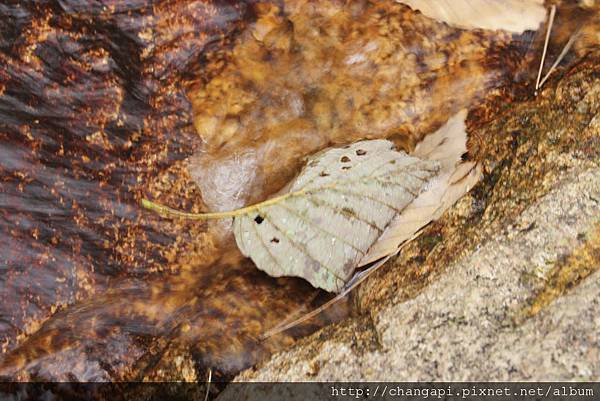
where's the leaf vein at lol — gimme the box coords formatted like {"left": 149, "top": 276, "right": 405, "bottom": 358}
{"left": 306, "top": 196, "right": 383, "bottom": 234}
{"left": 326, "top": 187, "right": 401, "bottom": 213}
{"left": 262, "top": 212, "right": 345, "bottom": 283}
{"left": 276, "top": 202, "right": 365, "bottom": 254}
{"left": 373, "top": 176, "right": 419, "bottom": 197}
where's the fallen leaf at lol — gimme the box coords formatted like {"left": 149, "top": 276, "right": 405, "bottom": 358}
{"left": 258, "top": 110, "right": 483, "bottom": 337}
{"left": 142, "top": 112, "right": 481, "bottom": 293}
{"left": 233, "top": 140, "right": 439, "bottom": 293}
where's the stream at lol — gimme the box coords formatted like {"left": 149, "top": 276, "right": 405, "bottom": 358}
{"left": 0, "top": 0, "right": 596, "bottom": 385}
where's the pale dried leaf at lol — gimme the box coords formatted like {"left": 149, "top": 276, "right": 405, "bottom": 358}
{"left": 233, "top": 140, "right": 439, "bottom": 293}
{"left": 396, "top": 0, "right": 546, "bottom": 33}
{"left": 360, "top": 110, "right": 482, "bottom": 266}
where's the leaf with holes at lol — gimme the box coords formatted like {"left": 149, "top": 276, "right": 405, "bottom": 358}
{"left": 232, "top": 140, "right": 439, "bottom": 292}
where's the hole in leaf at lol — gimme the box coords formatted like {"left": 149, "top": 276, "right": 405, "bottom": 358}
{"left": 254, "top": 215, "right": 264, "bottom": 224}
{"left": 356, "top": 149, "right": 367, "bottom": 156}
{"left": 319, "top": 171, "right": 330, "bottom": 177}
{"left": 342, "top": 166, "right": 351, "bottom": 170}
{"left": 270, "top": 237, "right": 280, "bottom": 243}
{"left": 389, "top": 160, "right": 396, "bottom": 164}
{"left": 340, "top": 156, "right": 351, "bottom": 163}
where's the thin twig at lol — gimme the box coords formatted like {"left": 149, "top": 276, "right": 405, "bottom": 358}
{"left": 261, "top": 229, "right": 424, "bottom": 339}
{"left": 260, "top": 255, "right": 392, "bottom": 339}
{"left": 538, "top": 30, "right": 580, "bottom": 90}
{"left": 204, "top": 368, "right": 212, "bottom": 401}
{"left": 268, "top": 290, "right": 322, "bottom": 331}
{"left": 535, "top": 5, "right": 557, "bottom": 93}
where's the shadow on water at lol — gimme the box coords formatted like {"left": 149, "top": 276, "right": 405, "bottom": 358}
{"left": 0, "top": 0, "right": 597, "bottom": 383}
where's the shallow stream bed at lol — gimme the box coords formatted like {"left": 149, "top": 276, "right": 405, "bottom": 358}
{"left": 0, "top": 0, "right": 597, "bottom": 390}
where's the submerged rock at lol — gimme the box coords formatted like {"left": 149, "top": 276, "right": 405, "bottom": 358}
{"left": 186, "top": 0, "right": 535, "bottom": 213}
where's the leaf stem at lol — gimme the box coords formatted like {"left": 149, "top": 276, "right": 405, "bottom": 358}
{"left": 141, "top": 191, "right": 305, "bottom": 220}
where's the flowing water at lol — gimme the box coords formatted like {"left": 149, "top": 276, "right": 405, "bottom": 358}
{"left": 0, "top": 0, "right": 597, "bottom": 382}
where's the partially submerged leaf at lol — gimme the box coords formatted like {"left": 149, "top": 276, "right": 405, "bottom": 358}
{"left": 396, "top": 0, "right": 546, "bottom": 33}
{"left": 233, "top": 140, "right": 439, "bottom": 293}
{"left": 257, "top": 111, "right": 483, "bottom": 337}
{"left": 142, "top": 113, "right": 481, "bottom": 293}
